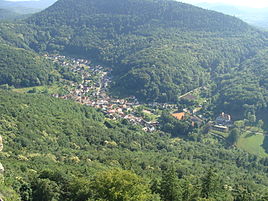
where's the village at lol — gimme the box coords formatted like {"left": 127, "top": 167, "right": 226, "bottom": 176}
{"left": 44, "top": 54, "right": 233, "bottom": 134}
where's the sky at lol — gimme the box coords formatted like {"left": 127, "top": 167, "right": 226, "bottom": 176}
{"left": 4, "top": 0, "right": 268, "bottom": 8}
{"left": 179, "top": 0, "right": 268, "bottom": 8}
{"left": 5, "top": 0, "right": 40, "bottom": 1}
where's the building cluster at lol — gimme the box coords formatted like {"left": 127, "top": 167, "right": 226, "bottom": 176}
{"left": 171, "top": 108, "right": 232, "bottom": 133}
{"left": 48, "top": 54, "right": 158, "bottom": 132}
{"left": 212, "top": 112, "right": 232, "bottom": 132}
{"left": 172, "top": 109, "right": 203, "bottom": 127}
{"left": 46, "top": 55, "right": 229, "bottom": 134}
{"left": 44, "top": 54, "right": 91, "bottom": 66}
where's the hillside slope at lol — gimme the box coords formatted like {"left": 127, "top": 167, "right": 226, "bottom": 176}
{"left": 25, "top": 0, "right": 267, "bottom": 103}
{"left": 0, "top": 0, "right": 267, "bottom": 117}
{"left": 0, "top": 90, "right": 268, "bottom": 200}
{"left": 197, "top": 3, "right": 268, "bottom": 29}
{"left": 0, "top": 44, "right": 57, "bottom": 87}
{"left": 29, "top": 0, "right": 251, "bottom": 32}
{"left": 0, "top": 0, "right": 57, "bottom": 14}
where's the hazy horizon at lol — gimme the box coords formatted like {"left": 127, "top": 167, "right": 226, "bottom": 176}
{"left": 179, "top": 0, "right": 268, "bottom": 8}
{"left": 4, "top": 0, "right": 268, "bottom": 8}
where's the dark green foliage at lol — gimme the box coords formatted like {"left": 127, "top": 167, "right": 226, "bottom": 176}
{"left": 227, "top": 128, "right": 240, "bottom": 145}
{"left": 0, "top": 90, "right": 267, "bottom": 200}
{"left": 0, "top": 0, "right": 267, "bottom": 111}
{"left": 214, "top": 48, "right": 268, "bottom": 118}
{"left": 28, "top": 0, "right": 251, "bottom": 32}
{"left": 32, "top": 178, "right": 60, "bottom": 201}
{"left": 160, "top": 167, "right": 181, "bottom": 201}
{"left": 17, "top": 0, "right": 264, "bottom": 104}
{"left": 19, "top": 181, "right": 32, "bottom": 201}
{"left": 0, "top": 44, "right": 56, "bottom": 87}
{"left": 89, "top": 169, "right": 154, "bottom": 201}
{"left": 159, "top": 112, "right": 192, "bottom": 137}
{"left": 0, "top": 0, "right": 268, "bottom": 199}
{"left": 201, "top": 168, "right": 220, "bottom": 199}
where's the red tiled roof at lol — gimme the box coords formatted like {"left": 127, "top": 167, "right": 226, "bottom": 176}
{"left": 172, "top": 112, "right": 185, "bottom": 120}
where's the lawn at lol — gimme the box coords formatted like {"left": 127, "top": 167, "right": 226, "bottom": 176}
{"left": 237, "top": 131, "right": 268, "bottom": 157}
{"left": 209, "top": 129, "right": 229, "bottom": 138}
{"left": 12, "top": 84, "right": 62, "bottom": 94}
{"left": 12, "top": 85, "right": 46, "bottom": 93}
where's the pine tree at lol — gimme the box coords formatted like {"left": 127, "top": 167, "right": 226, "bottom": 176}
{"left": 160, "top": 166, "right": 181, "bottom": 201}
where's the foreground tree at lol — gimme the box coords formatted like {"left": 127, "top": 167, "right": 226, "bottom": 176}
{"left": 160, "top": 167, "right": 182, "bottom": 201}
{"left": 31, "top": 178, "right": 60, "bottom": 201}
{"left": 227, "top": 128, "right": 240, "bottom": 146}
{"left": 89, "top": 169, "right": 155, "bottom": 201}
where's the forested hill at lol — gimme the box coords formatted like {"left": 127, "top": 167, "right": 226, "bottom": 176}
{"left": 0, "top": 44, "right": 57, "bottom": 88}
{"left": 28, "top": 0, "right": 251, "bottom": 32}
{"left": 22, "top": 0, "right": 267, "bottom": 103}
{"left": 0, "top": 0, "right": 57, "bottom": 14}
{"left": 0, "top": 90, "right": 268, "bottom": 200}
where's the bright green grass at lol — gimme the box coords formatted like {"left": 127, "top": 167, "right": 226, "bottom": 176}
{"left": 12, "top": 85, "right": 61, "bottom": 94}
{"left": 13, "top": 86, "right": 46, "bottom": 93}
{"left": 237, "top": 131, "right": 268, "bottom": 157}
{"left": 209, "top": 129, "right": 229, "bottom": 138}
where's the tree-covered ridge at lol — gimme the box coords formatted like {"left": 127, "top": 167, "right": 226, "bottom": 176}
{"left": 0, "top": 44, "right": 57, "bottom": 87}
{"left": 28, "top": 0, "right": 251, "bottom": 32}
{"left": 16, "top": 0, "right": 266, "bottom": 103}
{"left": 0, "top": 0, "right": 267, "bottom": 119}
{"left": 214, "top": 48, "right": 268, "bottom": 120}
{"left": 0, "top": 90, "right": 268, "bottom": 200}
{"left": 0, "top": 0, "right": 266, "bottom": 105}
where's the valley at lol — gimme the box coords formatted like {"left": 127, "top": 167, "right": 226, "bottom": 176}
{"left": 0, "top": 0, "right": 268, "bottom": 200}
{"left": 12, "top": 53, "right": 268, "bottom": 158}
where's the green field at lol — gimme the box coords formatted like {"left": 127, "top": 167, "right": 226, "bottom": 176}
{"left": 209, "top": 129, "right": 229, "bottom": 138}
{"left": 237, "top": 131, "right": 268, "bottom": 157}
{"left": 12, "top": 84, "right": 63, "bottom": 94}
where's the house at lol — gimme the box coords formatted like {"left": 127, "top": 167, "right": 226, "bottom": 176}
{"left": 172, "top": 112, "right": 185, "bottom": 120}
{"left": 216, "top": 112, "right": 232, "bottom": 125}
{"left": 190, "top": 115, "right": 203, "bottom": 127}
{"left": 143, "top": 109, "right": 153, "bottom": 115}
{"left": 212, "top": 125, "right": 229, "bottom": 133}
{"left": 192, "top": 107, "right": 202, "bottom": 114}
{"left": 181, "top": 94, "right": 197, "bottom": 101}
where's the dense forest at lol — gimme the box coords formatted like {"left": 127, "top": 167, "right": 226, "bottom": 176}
{"left": 24, "top": 0, "right": 260, "bottom": 102}
{"left": 0, "top": 0, "right": 268, "bottom": 200}
{"left": 0, "top": 90, "right": 268, "bottom": 200}
{"left": 0, "top": 0, "right": 267, "bottom": 114}
{"left": 0, "top": 43, "right": 58, "bottom": 87}
{"left": 22, "top": 0, "right": 268, "bottom": 117}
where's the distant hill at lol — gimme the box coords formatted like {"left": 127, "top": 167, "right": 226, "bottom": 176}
{"left": 0, "top": 1, "right": 268, "bottom": 199}
{"left": 29, "top": 0, "right": 251, "bottom": 32}
{"left": 0, "top": 8, "right": 19, "bottom": 19}
{"left": 25, "top": 0, "right": 263, "bottom": 103}
{"left": 0, "top": 0, "right": 57, "bottom": 14}
{"left": 0, "top": 0, "right": 267, "bottom": 118}
{"left": 196, "top": 3, "right": 268, "bottom": 29}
